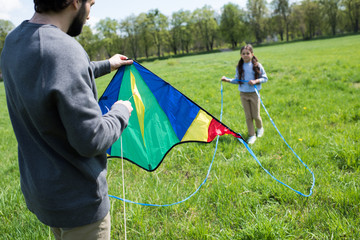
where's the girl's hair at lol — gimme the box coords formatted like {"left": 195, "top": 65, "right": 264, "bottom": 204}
{"left": 34, "top": 0, "right": 86, "bottom": 13}
{"left": 237, "top": 44, "right": 261, "bottom": 82}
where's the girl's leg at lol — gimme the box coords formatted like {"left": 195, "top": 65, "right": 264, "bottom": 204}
{"left": 240, "top": 92, "right": 255, "bottom": 136}
{"left": 249, "top": 92, "right": 262, "bottom": 129}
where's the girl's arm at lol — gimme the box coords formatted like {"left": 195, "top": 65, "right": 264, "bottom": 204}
{"left": 221, "top": 76, "right": 231, "bottom": 82}
{"left": 221, "top": 67, "right": 240, "bottom": 83}
{"left": 249, "top": 63, "right": 268, "bottom": 85}
{"left": 248, "top": 79, "right": 260, "bottom": 85}
{"left": 257, "top": 63, "right": 268, "bottom": 83}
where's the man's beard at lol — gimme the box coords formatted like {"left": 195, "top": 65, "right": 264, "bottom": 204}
{"left": 67, "top": 2, "right": 86, "bottom": 37}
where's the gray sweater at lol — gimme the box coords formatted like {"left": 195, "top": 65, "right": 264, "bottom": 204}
{"left": 0, "top": 21, "right": 130, "bottom": 228}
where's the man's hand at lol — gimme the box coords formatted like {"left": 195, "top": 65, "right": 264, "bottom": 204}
{"left": 113, "top": 100, "right": 133, "bottom": 116}
{"left": 109, "top": 54, "right": 133, "bottom": 71}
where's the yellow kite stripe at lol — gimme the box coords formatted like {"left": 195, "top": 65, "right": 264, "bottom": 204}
{"left": 130, "top": 71, "right": 146, "bottom": 147}
{"left": 181, "top": 109, "right": 212, "bottom": 142}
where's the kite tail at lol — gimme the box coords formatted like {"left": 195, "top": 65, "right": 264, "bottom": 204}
{"left": 109, "top": 134, "right": 221, "bottom": 207}
{"left": 238, "top": 137, "right": 315, "bottom": 197}
{"left": 108, "top": 72, "right": 315, "bottom": 207}
{"left": 222, "top": 81, "right": 315, "bottom": 197}
{"left": 252, "top": 85, "right": 315, "bottom": 197}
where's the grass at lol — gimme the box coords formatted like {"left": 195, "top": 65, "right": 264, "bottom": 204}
{"left": 1, "top": 35, "right": 360, "bottom": 239}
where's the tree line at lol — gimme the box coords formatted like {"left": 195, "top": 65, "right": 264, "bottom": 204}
{"left": 1, "top": 0, "right": 360, "bottom": 62}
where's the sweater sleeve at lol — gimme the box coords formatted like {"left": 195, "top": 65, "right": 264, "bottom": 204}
{"left": 229, "top": 67, "right": 241, "bottom": 84}
{"left": 43, "top": 36, "right": 129, "bottom": 158}
{"left": 257, "top": 63, "right": 268, "bottom": 83}
{"left": 90, "top": 60, "right": 111, "bottom": 78}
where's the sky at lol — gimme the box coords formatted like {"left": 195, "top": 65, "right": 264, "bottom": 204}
{"left": 0, "top": 0, "right": 247, "bottom": 27}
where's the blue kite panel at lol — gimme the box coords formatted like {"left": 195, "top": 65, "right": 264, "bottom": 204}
{"left": 133, "top": 62, "right": 199, "bottom": 140}
{"left": 98, "top": 69, "right": 125, "bottom": 115}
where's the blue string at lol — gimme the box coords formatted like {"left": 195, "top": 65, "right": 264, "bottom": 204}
{"left": 109, "top": 80, "right": 315, "bottom": 205}
{"left": 109, "top": 88, "right": 226, "bottom": 206}
{"left": 108, "top": 82, "right": 229, "bottom": 206}
{"left": 229, "top": 80, "right": 315, "bottom": 197}
{"left": 109, "top": 135, "right": 220, "bottom": 206}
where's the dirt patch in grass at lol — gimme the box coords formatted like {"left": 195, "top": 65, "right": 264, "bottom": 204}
{"left": 353, "top": 83, "right": 360, "bottom": 89}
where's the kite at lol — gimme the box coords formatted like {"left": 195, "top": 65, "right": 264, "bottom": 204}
{"left": 99, "top": 61, "right": 244, "bottom": 172}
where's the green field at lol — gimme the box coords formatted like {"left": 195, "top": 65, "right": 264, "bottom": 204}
{"left": 1, "top": 35, "right": 359, "bottom": 239}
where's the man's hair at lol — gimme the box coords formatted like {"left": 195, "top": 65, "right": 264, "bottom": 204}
{"left": 34, "top": 0, "right": 85, "bottom": 13}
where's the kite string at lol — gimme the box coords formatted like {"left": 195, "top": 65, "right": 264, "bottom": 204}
{"left": 227, "top": 80, "right": 315, "bottom": 197}
{"left": 109, "top": 79, "right": 315, "bottom": 208}
{"left": 109, "top": 135, "right": 220, "bottom": 207}
{"left": 109, "top": 78, "right": 228, "bottom": 206}
{"left": 121, "top": 136, "right": 127, "bottom": 240}
{"left": 252, "top": 85, "right": 315, "bottom": 196}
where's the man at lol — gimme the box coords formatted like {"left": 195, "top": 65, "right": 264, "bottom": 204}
{"left": 0, "top": 0, "right": 133, "bottom": 239}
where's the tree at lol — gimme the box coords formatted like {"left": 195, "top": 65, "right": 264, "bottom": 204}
{"left": 169, "top": 10, "right": 187, "bottom": 55}
{"left": 302, "top": 0, "right": 322, "bottom": 39}
{"left": 121, "top": 15, "right": 140, "bottom": 59}
{"left": 147, "top": 9, "right": 168, "bottom": 58}
{"left": 95, "top": 18, "right": 122, "bottom": 57}
{"left": 320, "top": 0, "right": 341, "bottom": 35}
{"left": 192, "top": 5, "right": 219, "bottom": 51}
{"left": 27, "top": 1, "right": 359, "bottom": 60}
{"left": 342, "top": 0, "right": 360, "bottom": 33}
{"left": 0, "top": 20, "right": 15, "bottom": 56}
{"left": 272, "top": 0, "right": 291, "bottom": 41}
{"left": 0, "top": 20, "right": 15, "bottom": 80}
{"left": 137, "top": 13, "right": 153, "bottom": 59}
{"left": 220, "top": 3, "right": 247, "bottom": 48}
{"left": 179, "top": 10, "right": 194, "bottom": 54}
{"left": 76, "top": 25, "right": 99, "bottom": 59}
{"left": 247, "top": 0, "right": 268, "bottom": 43}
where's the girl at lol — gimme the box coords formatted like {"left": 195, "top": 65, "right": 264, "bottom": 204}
{"left": 221, "top": 44, "right": 268, "bottom": 144}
